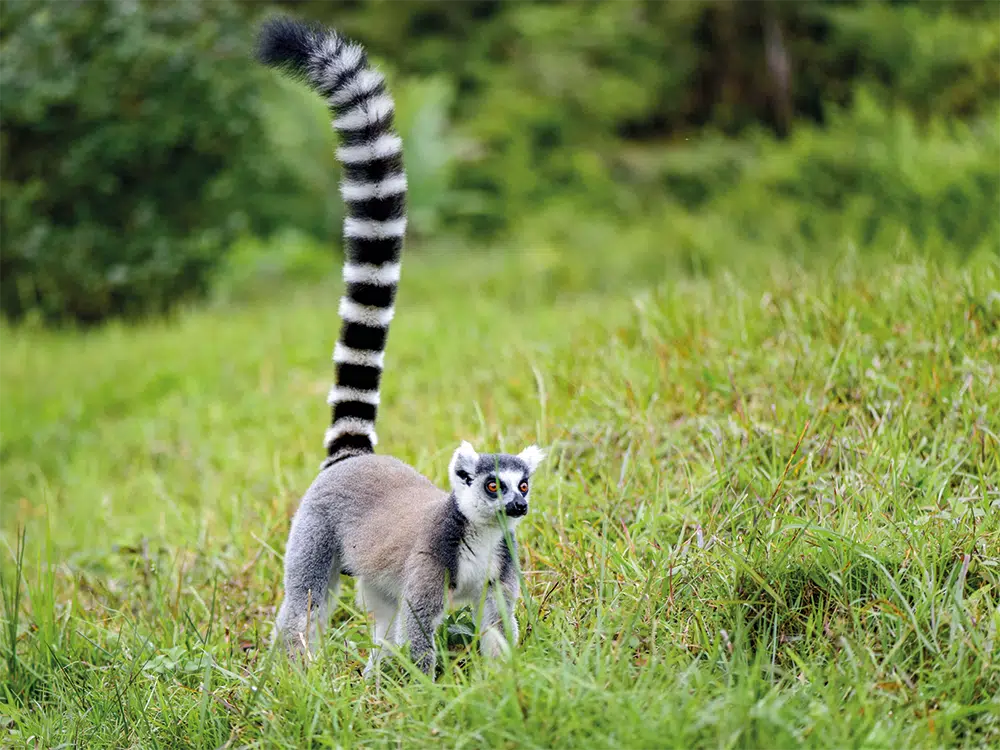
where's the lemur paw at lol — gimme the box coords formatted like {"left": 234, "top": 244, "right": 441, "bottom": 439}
{"left": 479, "top": 627, "right": 513, "bottom": 660}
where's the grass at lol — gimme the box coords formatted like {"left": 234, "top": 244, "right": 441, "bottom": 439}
{"left": 1, "top": 240, "right": 998, "bottom": 749}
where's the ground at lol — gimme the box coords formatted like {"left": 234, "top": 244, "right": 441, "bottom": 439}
{"left": 1, "top": 245, "right": 998, "bottom": 748}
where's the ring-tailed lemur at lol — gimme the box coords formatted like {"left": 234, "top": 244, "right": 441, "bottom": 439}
{"left": 256, "top": 17, "right": 546, "bottom": 677}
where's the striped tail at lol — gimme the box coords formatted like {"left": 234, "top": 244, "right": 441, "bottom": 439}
{"left": 256, "top": 17, "right": 406, "bottom": 466}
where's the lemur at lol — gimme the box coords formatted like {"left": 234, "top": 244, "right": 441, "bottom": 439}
{"left": 256, "top": 18, "right": 545, "bottom": 677}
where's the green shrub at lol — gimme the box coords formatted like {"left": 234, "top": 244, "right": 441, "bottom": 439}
{"left": 0, "top": 0, "right": 279, "bottom": 323}
{"left": 820, "top": 1, "right": 1000, "bottom": 120}
{"left": 272, "top": 0, "right": 999, "bottom": 239}
{"left": 4, "top": 0, "right": 997, "bottom": 328}
{"left": 602, "top": 98, "right": 999, "bottom": 271}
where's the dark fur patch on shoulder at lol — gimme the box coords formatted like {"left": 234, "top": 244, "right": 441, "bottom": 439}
{"left": 429, "top": 494, "right": 468, "bottom": 589}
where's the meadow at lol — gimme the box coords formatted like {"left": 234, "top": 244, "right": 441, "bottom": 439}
{"left": 1, "top": 239, "right": 998, "bottom": 749}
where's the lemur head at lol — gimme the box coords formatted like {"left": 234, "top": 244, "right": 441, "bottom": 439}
{"left": 448, "top": 441, "right": 546, "bottom": 526}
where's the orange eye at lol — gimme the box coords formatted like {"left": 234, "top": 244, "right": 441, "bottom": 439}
{"left": 486, "top": 480, "right": 498, "bottom": 494}
{"left": 519, "top": 481, "right": 529, "bottom": 494}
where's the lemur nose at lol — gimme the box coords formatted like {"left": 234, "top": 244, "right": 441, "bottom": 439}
{"left": 505, "top": 498, "right": 528, "bottom": 517}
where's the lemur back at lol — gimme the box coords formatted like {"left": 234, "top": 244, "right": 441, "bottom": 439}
{"left": 257, "top": 17, "right": 545, "bottom": 679}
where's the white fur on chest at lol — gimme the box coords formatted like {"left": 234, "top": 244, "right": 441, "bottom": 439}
{"left": 452, "top": 527, "right": 504, "bottom": 603}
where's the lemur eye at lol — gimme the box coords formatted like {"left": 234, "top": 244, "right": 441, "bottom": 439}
{"left": 519, "top": 481, "right": 529, "bottom": 494}
{"left": 485, "top": 479, "right": 498, "bottom": 495}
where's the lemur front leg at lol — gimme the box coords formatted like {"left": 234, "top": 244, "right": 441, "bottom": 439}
{"left": 478, "top": 541, "right": 521, "bottom": 660}
{"left": 356, "top": 579, "right": 401, "bottom": 679}
{"left": 401, "top": 569, "right": 446, "bottom": 676}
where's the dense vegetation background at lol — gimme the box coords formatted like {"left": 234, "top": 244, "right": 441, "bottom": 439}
{"left": 1, "top": 1, "right": 999, "bottom": 748}
{"left": 2, "top": 0, "right": 997, "bottom": 322}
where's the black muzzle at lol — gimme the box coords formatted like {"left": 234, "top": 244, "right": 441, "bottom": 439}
{"left": 505, "top": 498, "right": 528, "bottom": 518}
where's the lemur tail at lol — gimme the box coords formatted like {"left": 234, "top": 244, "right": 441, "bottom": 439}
{"left": 256, "top": 17, "right": 406, "bottom": 466}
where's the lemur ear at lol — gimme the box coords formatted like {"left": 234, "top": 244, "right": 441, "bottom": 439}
{"left": 518, "top": 445, "right": 546, "bottom": 474}
{"left": 448, "top": 441, "right": 479, "bottom": 487}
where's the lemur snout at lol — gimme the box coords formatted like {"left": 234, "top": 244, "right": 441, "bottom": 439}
{"left": 505, "top": 498, "right": 528, "bottom": 517}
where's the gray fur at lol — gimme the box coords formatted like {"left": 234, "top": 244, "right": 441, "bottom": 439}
{"left": 274, "top": 445, "right": 543, "bottom": 676}
{"left": 258, "top": 16, "right": 546, "bottom": 678}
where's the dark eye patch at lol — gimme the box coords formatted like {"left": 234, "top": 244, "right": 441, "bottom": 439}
{"left": 483, "top": 475, "right": 508, "bottom": 497}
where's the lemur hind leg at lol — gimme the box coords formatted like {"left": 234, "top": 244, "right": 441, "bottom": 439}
{"left": 274, "top": 502, "right": 341, "bottom": 658}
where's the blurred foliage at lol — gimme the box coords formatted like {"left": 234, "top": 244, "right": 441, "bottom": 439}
{"left": 0, "top": 0, "right": 293, "bottom": 323}
{"left": 286, "top": 0, "right": 1000, "bottom": 236}
{"left": 637, "top": 91, "right": 1000, "bottom": 260}
{"left": 1, "top": 0, "right": 998, "bottom": 324}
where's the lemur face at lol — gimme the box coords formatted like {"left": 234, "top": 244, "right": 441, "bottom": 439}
{"left": 448, "top": 442, "right": 545, "bottom": 526}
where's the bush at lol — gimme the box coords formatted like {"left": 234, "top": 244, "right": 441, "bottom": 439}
{"left": 744, "top": 95, "right": 1000, "bottom": 256}
{"left": 272, "top": 0, "right": 999, "bottom": 239}
{"left": 4, "top": 0, "right": 997, "bottom": 327}
{"left": 0, "top": 0, "right": 278, "bottom": 323}
{"left": 623, "top": 101, "right": 999, "bottom": 269}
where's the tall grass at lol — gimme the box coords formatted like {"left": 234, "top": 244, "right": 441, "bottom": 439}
{"left": 1, "top": 240, "right": 998, "bottom": 748}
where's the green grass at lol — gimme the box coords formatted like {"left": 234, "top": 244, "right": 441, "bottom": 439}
{"left": 1, "top": 242, "right": 998, "bottom": 749}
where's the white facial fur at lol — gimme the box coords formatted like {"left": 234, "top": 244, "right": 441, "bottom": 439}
{"left": 448, "top": 442, "right": 545, "bottom": 526}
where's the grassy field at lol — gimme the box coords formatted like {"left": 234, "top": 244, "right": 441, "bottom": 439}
{"left": 1, "top": 243, "right": 998, "bottom": 749}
